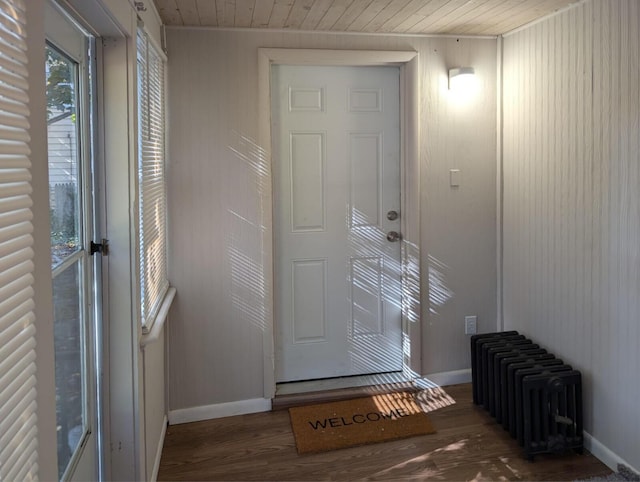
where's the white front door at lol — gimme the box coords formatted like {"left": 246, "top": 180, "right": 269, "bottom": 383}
{"left": 272, "top": 65, "right": 403, "bottom": 383}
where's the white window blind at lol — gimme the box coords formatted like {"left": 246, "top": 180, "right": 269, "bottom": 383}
{"left": 0, "top": 1, "right": 39, "bottom": 481}
{"left": 137, "top": 29, "right": 168, "bottom": 332}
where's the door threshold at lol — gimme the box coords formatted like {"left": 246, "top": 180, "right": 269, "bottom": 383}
{"left": 273, "top": 372, "right": 415, "bottom": 410}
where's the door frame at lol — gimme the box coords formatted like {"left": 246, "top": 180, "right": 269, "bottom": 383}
{"left": 258, "top": 49, "right": 421, "bottom": 398}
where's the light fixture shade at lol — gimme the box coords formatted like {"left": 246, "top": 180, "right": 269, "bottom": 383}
{"left": 448, "top": 67, "right": 475, "bottom": 90}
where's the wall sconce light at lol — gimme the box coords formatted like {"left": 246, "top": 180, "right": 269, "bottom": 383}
{"left": 448, "top": 67, "right": 475, "bottom": 90}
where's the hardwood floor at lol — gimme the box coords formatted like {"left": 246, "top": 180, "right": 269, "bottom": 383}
{"left": 158, "top": 384, "right": 612, "bottom": 481}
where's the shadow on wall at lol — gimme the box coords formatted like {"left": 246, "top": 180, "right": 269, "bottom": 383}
{"left": 428, "top": 254, "right": 454, "bottom": 316}
{"left": 226, "top": 131, "right": 270, "bottom": 333}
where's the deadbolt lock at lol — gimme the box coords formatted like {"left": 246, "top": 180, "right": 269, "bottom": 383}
{"left": 387, "top": 210, "right": 399, "bottom": 221}
{"left": 386, "top": 231, "right": 401, "bottom": 242}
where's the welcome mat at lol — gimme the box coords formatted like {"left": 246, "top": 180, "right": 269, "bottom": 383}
{"left": 288, "top": 391, "right": 436, "bottom": 454}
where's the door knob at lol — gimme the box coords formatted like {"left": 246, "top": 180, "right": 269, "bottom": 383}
{"left": 386, "top": 231, "right": 401, "bottom": 242}
{"left": 387, "top": 210, "right": 399, "bottom": 221}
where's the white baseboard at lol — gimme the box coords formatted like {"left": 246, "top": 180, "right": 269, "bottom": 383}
{"left": 584, "top": 431, "right": 640, "bottom": 475}
{"left": 419, "top": 369, "right": 472, "bottom": 387}
{"left": 149, "top": 415, "right": 167, "bottom": 482}
{"left": 168, "top": 398, "right": 272, "bottom": 425}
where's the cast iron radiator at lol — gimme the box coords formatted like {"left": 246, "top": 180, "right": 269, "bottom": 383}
{"left": 471, "top": 331, "right": 583, "bottom": 460}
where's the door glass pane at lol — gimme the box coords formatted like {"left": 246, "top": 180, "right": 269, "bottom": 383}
{"left": 52, "top": 261, "right": 86, "bottom": 480}
{"left": 46, "top": 45, "right": 80, "bottom": 268}
{"left": 46, "top": 43, "right": 88, "bottom": 480}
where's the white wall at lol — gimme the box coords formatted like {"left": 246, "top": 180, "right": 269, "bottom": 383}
{"left": 502, "top": 0, "right": 640, "bottom": 472}
{"left": 166, "top": 28, "right": 497, "bottom": 412}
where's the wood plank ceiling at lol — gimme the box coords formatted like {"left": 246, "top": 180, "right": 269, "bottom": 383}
{"left": 152, "top": 0, "right": 579, "bottom": 36}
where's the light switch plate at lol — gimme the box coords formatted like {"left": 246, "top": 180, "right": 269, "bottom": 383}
{"left": 450, "top": 169, "right": 461, "bottom": 187}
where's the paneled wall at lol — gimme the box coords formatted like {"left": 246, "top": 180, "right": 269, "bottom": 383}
{"left": 166, "top": 28, "right": 497, "bottom": 412}
{"left": 502, "top": 0, "right": 640, "bottom": 471}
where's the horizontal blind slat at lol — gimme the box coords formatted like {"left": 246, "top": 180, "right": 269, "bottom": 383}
{"left": 0, "top": 296, "right": 34, "bottom": 335}
{"left": 0, "top": 1, "right": 37, "bottom": 479}
{"left": 0, "top": 371, "right": 35, "bottom": 429}
{"left": 0, "top": 271, "right": 31, "bottom": 309}
{"left": 0, "top": 68, "right": 28, "bottom": 90}
{"left": 0, "top": 208, "right": 31, "bottom": 229}
{"left": 0, "top": 194, "right": 32, "bottom": 216}
{"left": 0, "top": 81, "right": 28, "bottom": 103}
{"left": 0, "top": 222, "right": 33, "bottom": 249}
{"left": 0, "top": 317, "right": 34, "bottom": 365}
{"left": 0, "top": 386, "right": 35, "bottom": 447}
{"left": 0, "top": 266, "right": 33, "bottom": 304}
{"left": 0, "top": 166, "right": 29, "bottom": 181}
{"left": 0, "top": 125, "right": 29, "bottom": 141}
{"left": 0, "top": 111, "right": 29, "bottom": 129}
{"left": 0, "top": 412, "right": 37, "bottom": 472}
{"left": 0, "top": 342, "right": 35, "bottom": 399}
{"left": 0, "top": 241, "right": 31, "bottom": 270}
{"left": 13, "top": 453, "right": 38, "bottom": 482}
{"left": 0, "top": 0, "right": 27, "bottom": 23}
{"left": 0, "top": 180, "right": 30, "bottom": 199}
{"left": 0, "top": 52, "right": 27, "bottom": 77}
{"left": 0, "top": 221, "right": 32, "bottom": 245}
{"left": 0, "top": 19, "right": 27, "bottom": 52}
{"left": 0, "top": 140, "right": 29, "bottom": 155}
{"left": 0, "top": 28, "right": 27, "bottom": 58}
{"left": 0, "top": 96, "right": 29, "bottom": 117}
{"left": 3, "top": 430, "right": 38, "bottom": 482}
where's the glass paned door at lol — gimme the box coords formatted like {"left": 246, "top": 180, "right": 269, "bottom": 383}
{"left": 46, "top": 3, "right": 99, "bottom": 479}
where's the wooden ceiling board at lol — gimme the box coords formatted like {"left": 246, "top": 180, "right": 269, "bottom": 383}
{"left": 376, "top": 0, "right": 431, "bottom": 32}
{"left": 359, "top": 0, "right": 414, "bottom": 33}
{"left": 268, "top": 0, "right": 296, "bottom": 28}
{"left": 405, "top": 0, "right": 475, "bottom": 33}
{"left": 430, "top": 0, "right": 502, "bottom": 34}
{"left": 234, "top": 0, "right": 256, "bottom": 27}
{"left": 451, "top": 0, "right": 535, "bottom": 34}
{"left": 346, "top": 0, "right": 394, "bottom": 32}
{"left": 154, "top": 0, "right": 183, "bottom": 25}
{"left": 315, "top": 0, "right": 356, "bottom": 30}
{"left": 251, "top": 0, "right": 275, "bottom": 27}
{"left": 299, "top": 0, "right": 334, "bottom": 29}
{"left": 284, "top": 0, "right": 316, "bottom": 29}
{"left": 420, "top": 0, "right": 496, "bottom": 34}
{"left": 195, "top": 0, "right": 218, "bottom": 25}
{"left": 152, "top": 0, "right": 579, "bottom": 35}
{"left": 175, "top": 0, "right": 199, "bottom": 25}
{"left": 474, "top": 0, "right": 571, "bottom": 34}
{"left": 217, "top": 0, "right": 236, "bottom": 27}
{"left": 331, "top": 0, "right": 375, "bottom": 30}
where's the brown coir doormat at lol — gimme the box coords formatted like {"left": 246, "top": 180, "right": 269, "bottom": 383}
{"left": 288, "top": 392, "right": 436, "bottom": 454}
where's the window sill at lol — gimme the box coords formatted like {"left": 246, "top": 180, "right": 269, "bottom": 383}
{"left": 140, "top": 286, "right": 176, "bottom": 348}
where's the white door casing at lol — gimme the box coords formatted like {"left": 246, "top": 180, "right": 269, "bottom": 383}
{"left": 258, "top": 49, "right": 421, "bottom": 396}
{"left": 273, "top": 65, "right": 402, "bottom": 382}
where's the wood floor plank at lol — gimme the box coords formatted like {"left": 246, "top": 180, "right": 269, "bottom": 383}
{"left": 158, "top": 383, "right": 613, "bottom": 481}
